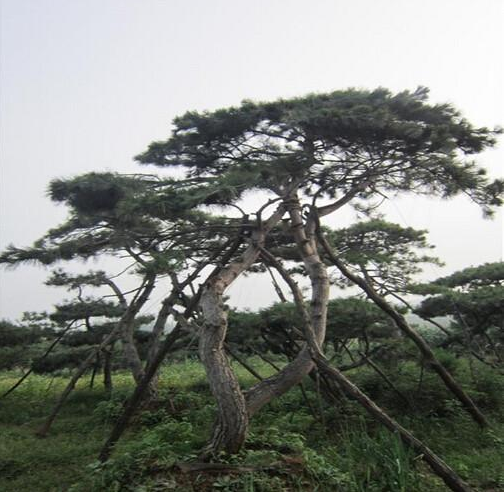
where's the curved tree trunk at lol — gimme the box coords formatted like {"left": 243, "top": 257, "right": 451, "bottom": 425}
{"left": 246, "top": 195, "right": 329, "bottom": 416}
{"left": 98, "top": 239, "right": 241, "bottom": 462}
{"left": 245, "top": 348, "right": 314, "bottom": 414}
{"left": 198, "top": 205, "right": 286, "bottom": 455}
{"left": 199, "top": 283, "right": 249, "bottom": 455}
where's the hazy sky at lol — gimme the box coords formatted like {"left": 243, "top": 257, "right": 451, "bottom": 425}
{"left": 1, "top": 0, "right": 503, "bottom": 321}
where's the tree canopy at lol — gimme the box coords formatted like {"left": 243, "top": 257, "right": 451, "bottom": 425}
{"left": 137, "top": 87, "right": 503, "bottom": 216}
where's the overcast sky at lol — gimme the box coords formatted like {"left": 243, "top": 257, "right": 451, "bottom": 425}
{"left": 0, "top": 0, "right": 503, "bottom": 321}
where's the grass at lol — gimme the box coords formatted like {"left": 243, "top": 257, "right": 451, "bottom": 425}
{"left": 1, "top": 356, "right": 503, "bottom": 491}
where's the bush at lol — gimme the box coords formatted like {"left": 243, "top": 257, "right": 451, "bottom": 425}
{"left": 32, "top": 346, "right": 93, "bottom": 374}
{"left": 92, "top": 397, "right": 126, "bottom": 424}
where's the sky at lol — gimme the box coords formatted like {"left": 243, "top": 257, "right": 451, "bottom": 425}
{"left": 0, "top": 0, "right": 503, "bottom": 321}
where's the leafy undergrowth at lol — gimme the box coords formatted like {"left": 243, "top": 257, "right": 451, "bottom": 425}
{"left": 1, "top": 357, "right": 504, "bottom": 491}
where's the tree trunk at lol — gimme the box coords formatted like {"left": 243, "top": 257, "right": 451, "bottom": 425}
{"left": 121, "top": 321, "right": 145, "bottom": 385}
{"left": 199, "top": 281, "right": 249, "bottom": 456}
{"left": 121, "top": 276, "right": 158, "bottom": 399}
{"left": 314, "top": 356, "right": 474, "bottom": 492}
{"left": 144, "top": 298, "right": 172, "bottom": 393}
{"left": 121, "top": 318, "right": 159, "bottom": 400}
{"left": 103, "top": 344, "right": 113, "bottom": 397}
{"left": 89, "top": 354, "right": 99, "bottom": 389}
{"left": 197, "top": 206, "right": 286, "bottom": 455}
{"left": 98, "top": 237, "right": 245, "bottom": 462}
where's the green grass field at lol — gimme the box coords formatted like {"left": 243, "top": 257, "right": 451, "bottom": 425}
{"left": 1, "top": 357, "right": 503, "bottom": 491}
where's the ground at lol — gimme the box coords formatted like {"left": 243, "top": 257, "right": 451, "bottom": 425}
{"left": 1, "top": 356, "right": 503, "bottom": 491}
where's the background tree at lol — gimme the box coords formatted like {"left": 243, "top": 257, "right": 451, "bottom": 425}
{"left": 257, "top": 297, "right": 399, "bottom": 356}
{"left": 416, "top": 262, "right": 504, "bottom": 365}
{"left": 0, "top": 317, "right": 54, "bottom": 372}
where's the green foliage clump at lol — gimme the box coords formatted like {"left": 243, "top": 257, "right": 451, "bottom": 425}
{"left": 92, "top": 396, "right": 128, "bottom": 424}
{"left": 0, "top": 319, "right": 45, "bottom": 346}
{"left": 0, "top": 319, "right": 55, "bottom": 370}
{"left": 31, "top": 345, "right": 93, "bottom": 374}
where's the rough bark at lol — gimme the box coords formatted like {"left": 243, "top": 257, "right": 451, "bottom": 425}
{"left": 198, "top": 245, "right": 263, "bottom": 453}
{"left": 317, "top": 229, "right": 489, "bottom": 428}
{"left": 199, "top": 283, "right": 249, "bottom": 455}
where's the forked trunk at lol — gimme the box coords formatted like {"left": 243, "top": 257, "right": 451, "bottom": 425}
{"left": 198, "top": 205, "right": 285, "bottom": 455}
{"left": 98, "top": 245, "right": 240, "bottom": 462}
